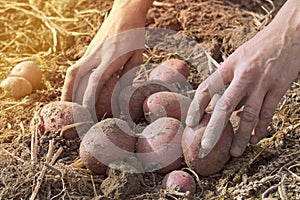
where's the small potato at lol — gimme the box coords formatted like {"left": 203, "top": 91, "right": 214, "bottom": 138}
{"left": 31, "top": 101, "right": 93, "bottom": 139}
{"left": 143, "top": 91, "right": 192, "bottom": 123}
{"left": 9, "top": 61, "right": 42, "bottom": 90}
{"left": 0, "top": 77, "right": 32, "bottom": 98}
{"left": 182, "top": 113, "right": 234, "bottom": 176}
{"left": 162, "top": 170, "right": 196, "bottom": 195}
{"left": 136, "top": 117, "right": 184, "bottom": 174}
{"left": 96, "top": 75, "right": 120, "bottom": 120}
{"left": 149, "top": 59, "right": 189, "bottom": 84}
{"left": 80, "top": 118, "right": 136, "bottom": 174}
{"left": 119, "top": 80, "right": 174, "bottom": 124}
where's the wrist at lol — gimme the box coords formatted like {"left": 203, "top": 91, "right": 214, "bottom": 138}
{"left": 111, "top": 0, "right": 153, "bottom": 20}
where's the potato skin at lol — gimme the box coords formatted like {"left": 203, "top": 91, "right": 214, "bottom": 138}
{"left": 95, "top": 75, "right": 120, "bottom": 120}
{"left": 149, "top": 59, "right": 189, "bottom": 84}
{"left": 143, "top": 91, "right": 192, "bottom": 123}
{"left": 162, "top": 170, "right": 196, "bottom": 195}
{"left": 119, "top": 80, "right": 174, "bottom": 124}
{"left": 9, "top": 61, "right": 42, "bottom": 90}
{"left": 33, "top": 101, "right": 93, "bottom": 139}
{"left": 136, "top": 117, "right": 184, "bottom": 174}
{"left": 80, "top": 118, "right": 136, "bottom": 174}
{"left": 0, "top": 77, "right": 32, "bottom": 98}
{"left": 182, "top": 113, "right": 234, "bottom": 176}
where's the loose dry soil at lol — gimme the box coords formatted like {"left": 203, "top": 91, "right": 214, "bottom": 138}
{"left": 0, "top": 0, "right": 299, "bottom": 199}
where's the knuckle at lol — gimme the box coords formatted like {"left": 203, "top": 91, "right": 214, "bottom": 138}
{"left": 241, "top": 107, "right": 258, "bottom": 122}
{"left": 259, "top": 109, "right": 274, "bottom": 120}
{"left": 216, "top": 95, "right": 234, "bottom": 112}
{"left": 196, "top": 82, "right": 210, "bottom": 96}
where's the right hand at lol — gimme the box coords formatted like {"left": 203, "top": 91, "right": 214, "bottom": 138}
{"left": 61, "top": 1, "right": 151, "bottom": 120}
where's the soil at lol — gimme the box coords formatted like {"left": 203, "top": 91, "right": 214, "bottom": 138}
{"left": 0, "top": 0, "right": 299, "bottom": 199}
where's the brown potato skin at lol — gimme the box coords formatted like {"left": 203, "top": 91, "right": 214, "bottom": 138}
{"left": 162, "top": 170, "right": 196, "bottom": 195}
{"left": 143, "top": 91, "right": 192, "bottom": 123}
{"left": 182, "top": 113, "right": 234, "bottom": 176}
{"left": 149, "top": 59, "right": 189, "bottom": 84}
{"left": 0, "top": 77, "right": 32, "bottom": 98}
{"left": 32, "top": 101, "right": 93, "bottom": 139}
{"left": 9, "top": 61, "right": 42, "bottom": 90}
{"left": 119, "top": 80, "right": 174, "bottom": 124}
{"left": 136, "top": 117, "right": 184, "bottom": 174}
{"left": 95, "top": 75, "right": 120, "bottom": 120}
{"left": 79, "top": 118, "right": 136, "bottom": 174}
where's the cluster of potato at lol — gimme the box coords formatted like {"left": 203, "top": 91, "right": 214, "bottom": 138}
{"left": 34, "top": 58, "right": 234, "bottom": 195}
{"left": 0, "top": 61, "right": 42, "bottom": 98}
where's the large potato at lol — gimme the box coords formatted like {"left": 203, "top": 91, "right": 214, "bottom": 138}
{"left": 95, "top": 75, "right": 120, "bottom": 120}
{"left": 31, "top": 101, "right": 93, "bottom": 139}
{"left": 79, "top": 118, "right": 136, "bottom": 175}
{"left": 136, "top": 117, "right": 184, "bottom": 174}
{"left": 143, "top": 91, "right": 192, "bottom": 123}
{"left": 182, "top": 113, "right": 234, "bottom": 176}
{"left": 119, "top": 80, "right": 174, "bottom": 124}
{"left": 149, "top": 59, "right": 189, "bottom": 84}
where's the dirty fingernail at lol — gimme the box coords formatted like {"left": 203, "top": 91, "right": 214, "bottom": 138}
{"left": 250, "top": 135, "right": 259, "bottom": 144}
{"left": 230, "top": 146, "right": 243, "bottom": 157}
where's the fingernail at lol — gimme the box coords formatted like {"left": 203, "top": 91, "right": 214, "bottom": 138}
{"left": 230, "top": 146, "right": 242, "bottom": 157}
{"left": 198, "top": 147, "right": 211, "bottom": 158}
{"left": 250, "top": 136, "right": 259, "bottom": 144}
{"left": 201, "top": 137, "right": 210, "bottom": 150}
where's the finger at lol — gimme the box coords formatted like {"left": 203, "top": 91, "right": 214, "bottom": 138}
{"left": 250, "top": 90, "right": 282, "bottom": 144}
{"left": 186, "top": 69, "right": 228, "bottom": 127}
{"left": 205, "top": 93, "right": 221, "bottom": 112}
{"left": 200, "top": 80, "right": 244, "bottom": 157}
{"left": 61, "top": 47, "right": 107, "bottom": 102}
{"left": 230, "top": 90, "right": 266, "bottom": 157}
{"left": 82, "top": 28, "right": 145, "bottom": 120}
{"left": 119, "top": 50, "right": 143, "bottom": 88}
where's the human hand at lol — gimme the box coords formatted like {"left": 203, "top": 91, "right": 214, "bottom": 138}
{"left": 61, "top": 0, "right": 153, "bottom": 121}
{"left": 186, "top": 0, "right": 300, "bottom": 157}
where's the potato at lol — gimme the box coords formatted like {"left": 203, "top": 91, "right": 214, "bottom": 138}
{"left": 95, "top": 75, "right": 120, "bottom": 120}
{"left": 0, "top": 77, "right": 32, "bottom": 98}
{"left": 31, "top": 101, "right": 93, "bottom": 139}
{"left": 149, "top": 59, "right": 189, "bottom": 84}
{"left": 143, "top": 91, "right": 192, "bottom": 123}
{"left": 136, "top": 117, "right": 184, "bottom": 174}
{"left": 182, "top": 113, "right": 234, "bottom": 176}
{"left": 119, "top": 80, "right": 174, "bottom": 124}
{"left": 79, "top": 118, "right": 136, "bottom": 174}
{"left": 162, "top": 170, "right": 196, "bottom": 195}
{"left": 9, "top": 61, "right": 42, "bottom": 90}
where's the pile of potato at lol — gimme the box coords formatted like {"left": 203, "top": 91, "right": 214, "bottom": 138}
{"left": 34, "top": 58, "right": 234, "bottom": 195}
{"left": 0, "top": 61, "right": 42, "bottom": 98}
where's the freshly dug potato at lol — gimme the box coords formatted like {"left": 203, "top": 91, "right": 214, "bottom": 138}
{"left": 149, "top": 59, "right": 189, "bottom": 84}
{"left": 0, "top": 77, "right": 32, "bottom": 98}
{"left": 119, "top": 80, "right": 175, "bottom": 124}
{"left": 136, "top": 117, "right": 184, "bottom": 174}
{"left": 9, "top": 61, "right": 42, "bottom": 90}
{"left": 162, "top": 170, "right": 196, "bottom": 195}
{"left": 80, "top": 118, "right": 136, "bottom": 174}
{"left": 182, "top": 113, "right": 234, "bottom": 176}
{"left": 95, "top": 75, "right": 120, "bottom": 120}
{"left": 32, "top": 101, "right": 93, "bottom": 139}
{"left": 143, "top": 91, "right": 192, "bottom": 123}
